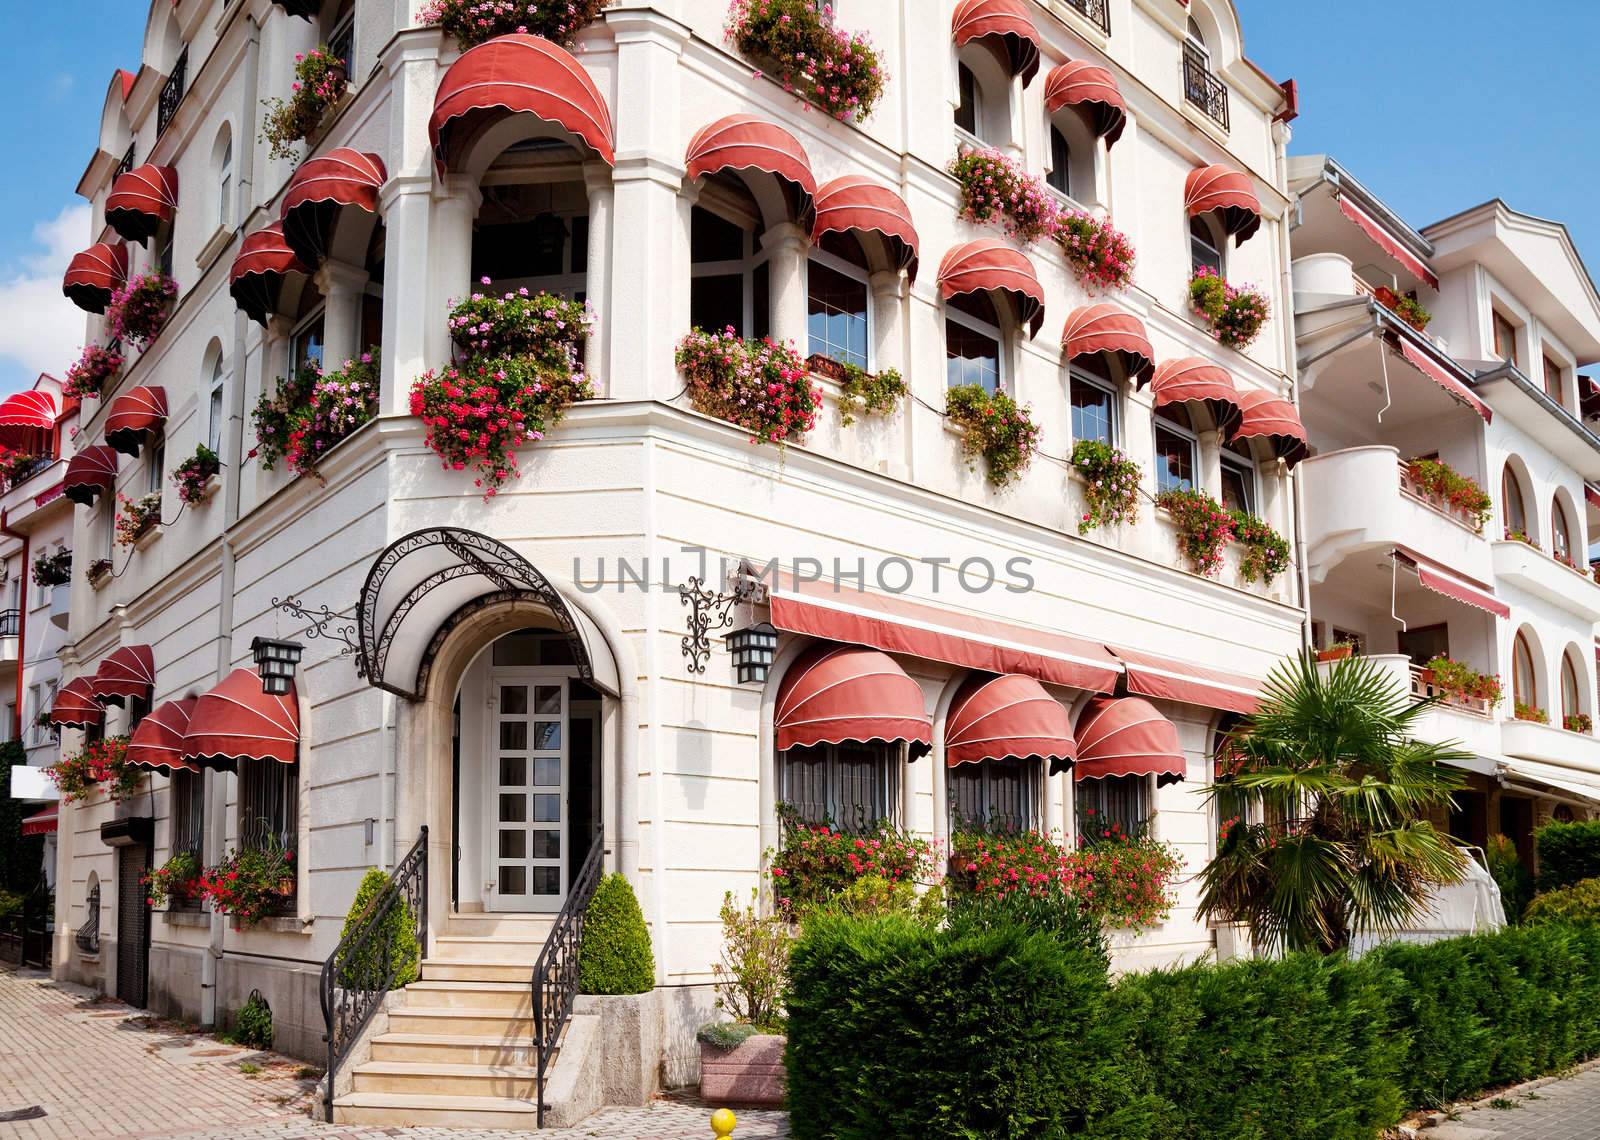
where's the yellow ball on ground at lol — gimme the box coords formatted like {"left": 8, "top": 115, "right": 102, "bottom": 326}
{"left": 711, "top": 1106, "right": 738, "bottom": 1136}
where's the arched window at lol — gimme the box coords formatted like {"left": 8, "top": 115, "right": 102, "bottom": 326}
{"left": 1190, "top": 214, "right": 1224, "bottom": 276}
{"left": 215, "top": 127, "right": 233, "bottom": 230}
{"left": 1502, "top": 465, "right": 1528, "bottom": 538}
{"left": 945, "top": 290, "right": 1003, "bottom": 393}
{"left": 1046, "top": 125, "right": 1071, "bottom": 197}
{"left": 955, "top": 62, "right": 981, "bottom": 137}
{"left": 207, "top": 354, "right": 227, "bottom": 452}
{"left": 1561, "top": 652, "right": 1582, "bottom": 726}
{"left": 1185, "top": 16, "right": 1210, "bottom": 62}
{"left": 1553, "top": 496, "right": 1573, "bottom": 561}
{"left": 1512, "top": 631, "right": 1538, "bottom": 712}
{"left": 953, "top": 50, "right": 1010, "bottom": 147}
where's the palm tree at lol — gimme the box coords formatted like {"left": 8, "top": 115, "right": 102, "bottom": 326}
{"left": 1198, "top": 651, "right": 1469, "bottom": 955}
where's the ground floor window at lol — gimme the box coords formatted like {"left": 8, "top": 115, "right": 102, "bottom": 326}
{"left": 239, "top": 758, "right": 298, "bottom": 903}
{"left": 949, "top": 758, "right": 1038, "bottom": 834}
{"left": 169, "top": 768, "right": 205, "bottom": 908}
{"left": 1078, "top": 774, "right": 1148, "bottom": 839}
{"left": 780, "top": 741, "right": 897, "bottom": 834}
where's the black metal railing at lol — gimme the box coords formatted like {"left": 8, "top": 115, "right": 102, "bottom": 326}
{"left": 1183, "top": 43, "right": 1229, "bottom": 130}
{"left": 116, "top": 142, "right": 136, "bottom": 181}
{"left": 0, "top": 610, "right": 19, "bottom": 638}
{"left": 328, "top": 17, "right": 355, "bottom": 78}
{"left": 319, "top": 827, "right": 428, "bottom": 1122}
{"left": 0, "top": 884, "right": 53, "bottom": 969}
{"left": 532, "top": 827, "right": 606, "bottom": 1128}
{"left": 157, "top": 49, "right": 187, "bottom": 136}
{"left": 1062, "top": 0, "right": 1110, "bottom": 36}
{"left": 75, "top": 883, "right": 100, "bottom": 954}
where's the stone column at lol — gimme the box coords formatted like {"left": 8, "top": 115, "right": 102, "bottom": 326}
{"left": 316, "top": 259, "right": 370, "bottom": 369}
{"left": 762, "top": 222, "right": 811, "bottom": 351}
{"left": 583, "top": 161, "right": 615, "bottom": 391}
{"left": 1198, "top": 428, "right": 1223, "bottom": 499}
{"left": 870, "top": 270, "right": 906, "bottom": 375}
{"left": 430, "top": 174, "right": 481, "bottom": 367}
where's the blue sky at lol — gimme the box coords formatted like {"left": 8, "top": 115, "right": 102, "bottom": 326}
{"left": 0, "top": 1, "right": 1596, "bottom": 396}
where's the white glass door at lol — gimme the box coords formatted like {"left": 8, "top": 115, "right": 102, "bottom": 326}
{"left": 486, "top": 672, "right": 568, "bottom": 912}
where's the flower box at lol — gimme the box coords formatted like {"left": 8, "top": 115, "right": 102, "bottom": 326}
{"left": 805, "top": 353, "right": 850, "bottom": 383}
{"left": 699, "top": 1034, "right": 787, "bottom": 1106}
{"left": 1316, "top": 646, "right": 1352, "bottom": 663}
{"left": 86, "top": 560, "right": 112, "bottom": 588}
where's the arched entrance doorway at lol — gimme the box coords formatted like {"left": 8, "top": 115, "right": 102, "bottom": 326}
{"left": 356, "top": 528, "right": 629, "bottom": 922}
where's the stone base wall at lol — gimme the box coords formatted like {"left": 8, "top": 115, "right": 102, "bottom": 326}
{"left": 148, "top": 943, "right": 206, "bottom": 1025}
{"left": 217, "top": 955, "right": 323, "bottom": 1062}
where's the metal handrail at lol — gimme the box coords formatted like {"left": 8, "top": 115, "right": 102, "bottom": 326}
{"left": 75, "top": 884, "right": 100, "bottom": 954}
{"left": 1182, "top": 43, "right": 1229, "bottom": 130}
{"left": 157, "top": 49, "right": 187, "bottom": 136}
{"left": 1061, "top": 0, "right": 1110, "bottom": 35}
{"left": 319, "top": 827, "right": 428, "bottom": 1121}
{"left": 531, "top": 827, "right": 605, "bottom": 1128}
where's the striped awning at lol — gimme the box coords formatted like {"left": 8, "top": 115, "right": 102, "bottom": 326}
{"left": 88, "top": 644, "right": 156, "bottom": 707}
{"left": 813, "top": 176, "right": 920, "bottom": 282}
{"left": 279, "top": 149, "right": 387, "bottom": 268}
{"left": 1043, "top": 60, "right": 1126, "bottom": 146}
{"left": 774, "top": 643, "right": 931, "bottom": 754}
{"left": 1185, "top": 164, "right": 1262, "bottom": 245}
{"left": 104, "top": 387, "right": 168, "bottom": 457}
{"left": 181, "top": 668, "right": 300, "bottom": 771}
{"left": 127, "top": 697, "right": 200, "bottom": 773}
{"left": 952, "top": 0, "right": 1041, "bottom": 85}
{"left": 686, "top": 115, "right": 816, "bottom": 227}
{"left": 62, "top": 445, "right": 119, "bottom": 507}
{"left": 228, "top": 224, "right": 310, "bottom": 326}
{"left": 105, "top": 164, "right": 178, "bottom": 246}
{"left": 1148, "top": 357, "right": 1243, "bottom": 435}
{"left": 938, "top": 239, "right": 1046, "bottom": 339}
{"left": 1074, "top": 697, "right": 1185, "bottom": 786}
{"left": 50, "top": 677, "right": 104, "bottom": 729}
{"left": 63, "top": 242, "right": 129, "bottom": 314}
{"left": 945, "top": 673, "right": 1075, "bottom": 770}
{"left": 0, "top": 391, "right": 58, "bottom": 453}
{"left": 1061, "top": 304, "right": 1155, "bottom": 385}
{"left": 1230, "top": 391, "right": 1308, "bottom": 467}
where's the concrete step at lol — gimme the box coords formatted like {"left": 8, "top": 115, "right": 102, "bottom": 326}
{"left": 430, "top": 935, "right": 545, "bottom": 963}
{"left": 350, "top": 1060, "right": 542, "bottom": 1099}
{"left": 401, "top": 981, "right": 533, "bottom": 1012}
{"left": 441, "top": 913, "right": 555, "bottom": 940}
{"left": 419, "top": 958, "right": 532, "bottom": 983}
{"left": 370, "top": 1032, "right": 541, "bottom": 1067}
{"left": 332, "top": 1091, "right": 541, "bottom": 1129}
{"left": 387, "top": 1007, "right": 537, "bottom": 1037}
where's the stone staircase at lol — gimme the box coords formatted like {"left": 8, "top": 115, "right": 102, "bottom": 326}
{"left": 332, "top": 914, "right": 561, "bottom": 1129}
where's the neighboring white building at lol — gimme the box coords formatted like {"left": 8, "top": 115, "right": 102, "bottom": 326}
{"left": 40, "top": 0, "right": 1314, "bottom": 1123}
{"left": 1290, "top": 155, "right": 1600, "bottom": 874}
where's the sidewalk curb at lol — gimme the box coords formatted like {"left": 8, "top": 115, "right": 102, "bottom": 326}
{"left": 1418, "top": 1056, "right": 1600, "bottom": 1130}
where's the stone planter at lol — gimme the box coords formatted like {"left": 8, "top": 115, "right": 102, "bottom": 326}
{"left": 700, "top": 1034, "right": 786, "bottom": 1106}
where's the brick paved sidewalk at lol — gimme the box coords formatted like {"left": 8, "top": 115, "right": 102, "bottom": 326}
{"left": 0, "top": 968, "right": 789, "bottom": 1139}
{"left": 1423, "top": 1064, "right": 1600, "bottom": 1140}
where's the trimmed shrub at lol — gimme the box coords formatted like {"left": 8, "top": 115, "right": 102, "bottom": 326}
{"left": 1486, "top": 833, "right": 1532, "bottom": 922}
{"left": 1524, "top": 878, "right": 1600, "bottom": 926}
{"left": 1374, "top": 923, "right": 1600, "bottom": 1106}
{"left": 232, "top": 990, "right": 274, "bottom": 1050}
{"left": 578, "top": 873, "right": 654, "bottom": 995}
{"left": 334, "top": 868, "right": 421, "bottom": 991}
{"left": 1535, "top": 820, "right": 1600, "bottom": 891}
{"left": 787, "top": 912, "right": 1154, "bottom": 1139}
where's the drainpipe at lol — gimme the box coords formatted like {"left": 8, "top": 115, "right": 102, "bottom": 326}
{"left": 1276, "top": 124, "right": 1313, "bottom": 652}
{"left": 202, "top": 13, "right": 261, "bottom": 1029}
{"left": 1, "top": 510, "right": 26, "bottom": 741}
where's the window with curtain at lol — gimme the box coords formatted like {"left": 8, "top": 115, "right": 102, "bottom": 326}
{"left": 949, "top": 758, "right": 1037, "bottom": 834}
{"left": 780, "top": 742, "right": 896, "bottom": 834}
{"left": 1154, "top": 405, "right": 1197, "bottom": 493}
{"left": 1502, "top": 466, "right": 1528, "bottom": 537}
{"left": 1078, "top": 775, "right": 1148, "bottom": 839}
{"left": 1512, "top": 632, "right": 1538, "bottom": 711}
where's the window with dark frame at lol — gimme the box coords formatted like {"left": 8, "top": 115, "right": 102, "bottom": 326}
{"left": 1512, "top": 631, "right": 1537, "bottom": 710}
{"left": 780, "top": 741, "right": 897, "bottom": 835}
{"left": 170, "top": 769, "right": 205, "bottom": 906}
{"left": 689, "top": 205, "right": 770, "bottom": 340}
{"left": 1154, "top": 405, "right": 1197, "bottom": 493}
{"left": 1397, "top": 623, "right": 1449, "bottom": 668}
{"left": 1545, "top": 353, "right": 1565, "bottom": 404}
{"left": 239, "top": 758, "right": 299, "bottom": 906}
{"left": 1190, "top": 215, "right": 1223, "bottom": 276}
{"left": 949, "top": 758, "right": 1037, "bottom": 834}
{"left": 1493, "top": 311, "right": 1519, "bottom": 367}
{"left": 1046, "top": 126, "right": 1071, "bottom": 198}
{"left": 955, "top": 63, "right": 980, "bottom": 137}
{"left": 1078, "top": 774, "right": 1148, "bottom": 839}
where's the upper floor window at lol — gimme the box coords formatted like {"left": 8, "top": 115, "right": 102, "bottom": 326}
{"left": 216, "top": 131, "right": 234, "bottom": 232}
{"left": 1553, "top": 497, "right": 1574, "bottom": 561}
{"left": 1181, "top": 17, "right": 1228, "bottom": 129}
{"left": 156, "top": 226, "right": 175, "bottom": 281}
{"left": 1561, "top": 653, "right": 1582, "bottom": 725}
{"left": 1070, "top": 369, "right": 1116, "bottom": 446}
{"left": 1493, "top": 311, "right": 1519, "bottom": 368}
{"left": 807, "top": 239, "right": 871, "bottom": 371}
{"left": 208, "top": 357, "right": 226, "bottom": 452}
{"left": 291, "top": 307, "right": 327, "bottom": 373}
{"left": 950, "top": 758, "right": 1038, "bottom": 834}
{"left": 1512, "top": 631, "right": 1538, "bottom": 710}
{"left": 1154, "top": 404, "right": 1197, "bottom": 493}
{"left": 326, "top": 0, "right": 356, "bottom": 76}
{"left": 689, "top": 204, "right": 770, "bottom": 340}
{"left": 1184, "top": 17, "right": 1210, "bottom": 65}
{"left": 1221, "top": 440, "right": 1256, "bottom": 513}
{"left": 146, "top": 439, "right": 165, "bottom": 495}
{"left": 1502, "top": 465, "right": 1528, "bottom": 537}
{"left": 955, "top": 62, "right": 981, "bottom": 138}
{"left": 1190, "top": 215, "right": 1224, "bottom": 276}
{"left": 781, "top": 741, "right": 897, "bottom": 835}
{"left": 1544, "top": 353, "right": 1565, "bottom": 405}
{"left": 1046, "top": 126, "right": 1071, "bottom": 198}
{"left": 945, "top": 291, "right": 1002, "bottom": 393}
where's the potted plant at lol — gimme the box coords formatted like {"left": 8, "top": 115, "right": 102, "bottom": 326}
{"left": 1189, "top": 268, "right": 1270, "bottom": 350}
{"left": 0, "top": 450, "right": 45, "bottom": 490}
{"left": 114, "top": 491, "right": 162, "bottom": 547}
{"left": 106, "top": 273, "right": 178, "bottom": 347}
{"left": 260, "top": 46, "right": 348, "bottom": 162}
{"left": 1054, "top": 209, "right": 1137, "bottom": 292}
{"left": 143, "top": 850, "right": 202, "bottom": 910}
{"left": 949, "top": 148, "right": 1056, "bottom": 244}
{"left": 86, "top": 558, "right": 113, "bottom": 586}
{"left": 699, "top": 890, "right": 789, "bottom": 1106}
{"left": 945, "top": 384, "right": 1041, "bottom": 488}
{"left": 726, "top": 0, "right": 886, "bottom": 123}
{"left": 833, "top": 363, "right": 906, "bottom": 427}
{"left": 1564, "top": 713, "right": 1593, "bottom": 735}
{"left": 254, "top": 349, "right": 380, "bottom": 481}
{"left": 1228, "top": 509, "right": 1291, "bottom": 586}
{"left": 1070, "top": 439, "right": 1141, "bottom": 534}
{"left": 1514, "top": 701, "right": 1550, "bottom": 725}
{"left": 31, "top": 549, "right": 72, "bottom": 589}
{"left": 198, "top": 839, "right": 296, "bottom": 927}
{"left": 1158, "top": 487, "right": 1235, "bottom": 577}
{"left": 63, "top": 343, "right": 124, "bottom": 400}
{"left": 1316, "top": 640, "right": 1357, "bottom": 663}
{"left": 171, "top": 444, "right": 221, "bottom": 504}
{"left": 417, "top": 0, "right": 609, "bottom": 48}
{"left": 1393, "top": 295, "right": 1431, "bottom": 332}
{"left": 46, "top": 737, "right": 137, "bottom": 804}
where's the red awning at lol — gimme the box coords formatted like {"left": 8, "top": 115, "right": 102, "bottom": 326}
{"left": 937, "top": 239, "right": 1045, "bottom": 339}
{"left": 952, "top": 0, "right": 1041, "bottom": 86}
{"left": 271, "top": 0, "right": 321, "bottom": 18}
{"left": 686, "top": 115, "right": 816, "bottom": 227}
{"left": 1581, "top": 376, "right": 1600, "bottom": 421}
{"left": 1148, "top": 357, "right": 1243, "bottom": 435}
{"left": 1061, "top": 303, "right": 1155, "bottom": 385}
{"left": 63, "top": 445, "right": 119, "bottom": 507}
{"left": 1074, "top": 697, "right": 1185, "bottom": 786}
{"left": 1230, "top": 390, "right": 1307, "bottom": 466}
{"left": 63, "top": 242, "right": 129, "bottom": 314}
{"left": 1108, "top": 646, "right": 1260, "bottom": 715}
{"left": 945, "top": 673, "right": 1076, "bottom": 770}
{"left": 1185, "top": 164, "right": 1262, "bottom": 245}
{"left": 813, "top": 176, "right": 920, "bottom": 282}
{"left": 774, "top": 643, "right": 931, "bottom": 753}
{"left": 182, "top": 668, "right": 300, "bottom": 771}
{"left": 279, "top": 148, "right": 387, "bottom": 268}
{"left": 430, "top": 34, "right": 615, "bottom": 172}
{"left": 1586, "top": 482, "right": 1600, "bottom": 512}
{"left": 1393, "top": 337, "right": 1491, "bottom": 424}
{"left": 51, "top": 677, "right": 104, "bottom": 729}
{"left": 20, "top": 805, "right": 57, "bottom": 837}
{"left": 104, "top": 387, "right": 168, "bottom": 457}
{"left": 768, "top": 576, "right": 1120, "bottom": 693}
{"left": 0, "top": 391, "right": 58, "bottom": 453}
{"left": 88, "top": 644, "right": 156, "bottom": 706}
{"left": 1043, "top": 60, "right": 1127, "bottom": 146}
{"left": 229, "top": 224, "right": 310, "bottom": 326}
{"left": 1337, "top": 196, "right": 1438, "bottom": 290}
{"left": 127, "top": 697, "right": 199, "bottom": 773}
{"left": 105, "top": 164, "right": 179, "bottom": 246}
{"left": 1393, "top": 548, "right": 1509, "bottom": 620}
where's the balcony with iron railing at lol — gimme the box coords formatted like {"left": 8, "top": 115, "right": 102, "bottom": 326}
{"left": 157, "top": 49, "right": 187, "bottom": 136}
{"left": 115, "top": 141, "right": 135, "bottom": 181}
{"left": 1057, "top": 0, "right": 1110, "bottom": 36}
{"left": 1182, "top": 43, "right": 1228, "bottom": 130}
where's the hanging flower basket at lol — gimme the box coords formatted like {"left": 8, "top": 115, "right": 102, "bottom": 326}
{"left": 106, "top": 273, "right": 178, "bottom": 348}
{"left": 31, "top": 549, "right": 72, "bottom": 588}
{"left": 253, "top": 350, "right": 379, "bottom": 480}
{"left": 63, "top": 343, "right": 124, "bottom": 400}
{"left": 261, "top": 47, "right": 349, "bottom": 162}
{"left": 945, "top": 384, "right": 1040, "bottom": 488}
{"left": 46, "top": 737, "right": 136, "bottom": 805}
{"left": 1070, "top": 439, "right": 1141, "bottom": 534}
{"left": 418, "top": 0, "right": 612, "bottom": 49}
{"left": 1188, "top": 268, "right": 1269, "bottom": 351}
{"left": 143, "top": 850, "right": 202, "bottom": 910}
{"left": 114, "top": 491, "right": 162, "bottom": 547}
{"left": 1228, "top": 509, "right": 1290, "bottom": 585}
{"left": 172, "top": 444, "right": 222, "bottom": 505}
{"left": 832, "top": 362, "right": 906, "bottom": 427}
{"left": 1158, "top": 487, "right": 1235, "bottom": 577}
{"left": 726, "top": 0, "right": 887, "bottom": 123}
{"left": 949, "top": 148, "right": 1056, "bottom": 244}
{"left": 675, "top": 327, "right": 821, "bottom": 447}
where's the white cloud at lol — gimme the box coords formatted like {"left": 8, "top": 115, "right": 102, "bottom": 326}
{"left": 0, "top": 204, "right": 93, "bottom": 397}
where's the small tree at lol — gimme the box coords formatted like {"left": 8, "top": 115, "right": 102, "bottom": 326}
{"left": 334, "top": 868, "right": 420, "bottom": 991}
{"left": 711, "top": 890, "right": 790, "bottom": 1033}
{"left": 578, "top": 873, "right": 654, "bottom": 995}
{"left": 1199, "top": 651, "right": 1469, "bottom": 954}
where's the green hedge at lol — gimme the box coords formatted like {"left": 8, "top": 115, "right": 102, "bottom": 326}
{"left": 787, "top": 917, "right": 1600, "bottom": 1139}
{"left": 1524, "top": 879, "right": 1600, "bottom": 926}
{"left": 578, "top": 873, "right": 654, "bottom": 995}
{"left": 1535, "top": 821, "right": 1600, "bottom": 891}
